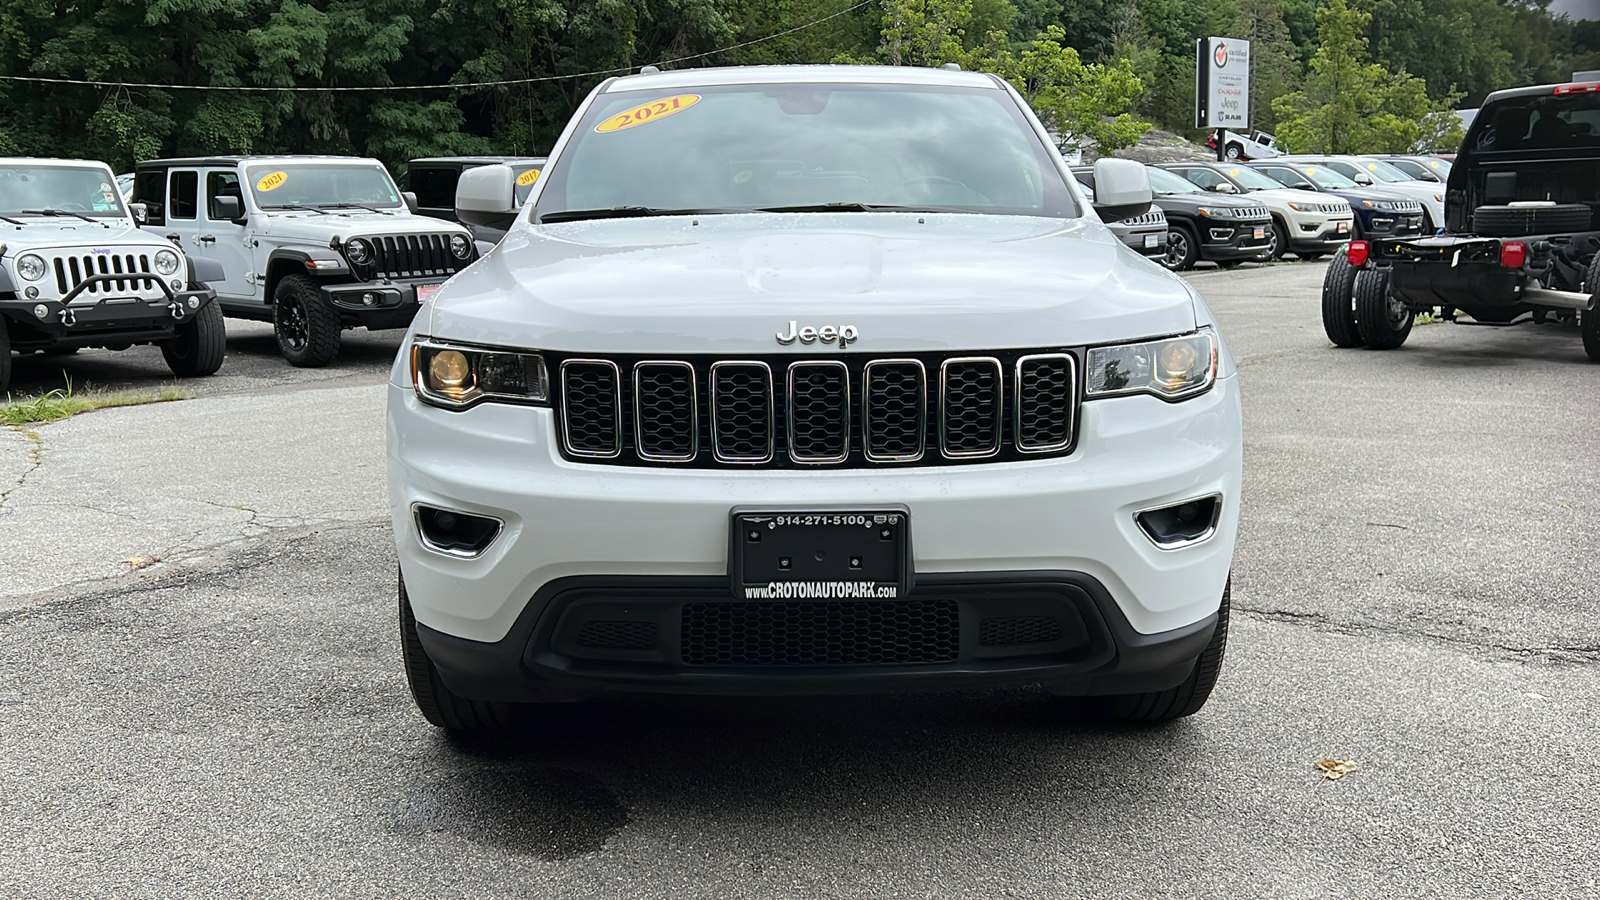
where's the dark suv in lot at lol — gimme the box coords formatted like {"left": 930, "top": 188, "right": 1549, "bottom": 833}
{"left": 1074, "top": 166, "right": 1270, "bottom": 270}
{"left": 1324, "top": 80, "right": 1600, "bottom": 358}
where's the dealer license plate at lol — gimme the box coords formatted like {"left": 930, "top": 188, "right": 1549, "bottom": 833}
{"left": 1337, "top": 221, "right": 1350, "bottom": 233}
{"left": 730, "top": 509, "right": 910, "bottom": 600}
{"left": 415, "top": 283, "right": 442, "bottom": 304}
{"left": 1144, "top": 233, "right": 1160, "bottom": 248}
{"left": 1253, "top": 227, "right": 1266, "bottom": 240}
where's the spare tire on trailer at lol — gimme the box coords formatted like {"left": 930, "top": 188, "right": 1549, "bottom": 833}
{"left": 1471, "top": 203, "right": 1592, "bottom": 237}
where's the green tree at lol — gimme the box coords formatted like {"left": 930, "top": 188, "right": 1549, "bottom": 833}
{"left": 990, "top": 25, "right": 1151, "bottom": 151}
{"left": 1271, "top": 0, "right": 1462, "bottom": 153}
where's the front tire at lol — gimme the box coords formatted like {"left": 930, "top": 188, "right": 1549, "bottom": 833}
{"left": 1164, "top": 223, "right": 1198, "bottom": 271}
{"left": 161, "top": 299, "right": 226, "bottom": 377}
{"left": 0, "top": 324, "right": 11, "bottom": 393}
{"left": 400, "top": 575, "right": 518, "bottom": 732}
{"left": 1262, "top": 217, "right": 1287, "bottom": 261}
{"left": 1077, "top": 579, "right": 1231, "bottom": 723}
{"left": 1353, "top": 267, "right": 1413, "bottom": 349}
{"left": 273, "top": 274, "right": 342, "bottom": 368}
{"left": 1583, "top": 255, "right": 1600, "bottom": 362}
{"left": 1321, "top": 251, "right": 1363, "bottom": 348}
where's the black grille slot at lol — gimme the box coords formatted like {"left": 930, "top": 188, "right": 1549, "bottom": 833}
{"left": 710, "top": 362, "right": 774, "bottom": 463}
{"left": 940, "top": 358, "right": 1002, "bottom": 457}
{"left": 1015, "top": 354, "right": 1076, "bottom": 453}
{"left": 633, "top": 362, "right": 697, "bottom": 461}
{"left": 560, "top": 360, "right": 622, "bottom": 458}
{"left": 681, "top": 600, "right": 960, "bottom": 666}
{"left": 368, "top": 233, "right": 463, "bottom": 279}
{"left": 863, "top": 360, "right": 925, "bottom": 462}
{"left": 576, "top": 620, "right": 659, "bottom": 651}
{"left": 978, "top": 616, "right": 1062, "bottom": 646}
{"left": 53, "top": 253, "right": 156, "bottom": 298}
{"left": 786, "top": 362, "right": 850, "bottom": 463}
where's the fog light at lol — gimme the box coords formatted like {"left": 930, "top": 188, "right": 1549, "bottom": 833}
{"left": 1135, "top": 495, "right": 1221, "bottom": 549}
{"left": 24, "top": 286, "right": 39, "bottom": 300}
{"left": 362, "top": 292, "right": 377, "bottom": 306}
{"left": 171, "top": 278, "right": 183, "bottom": 290}
{"left": 33, "top": 303, "right": 48, "bottom": 318}
{"left": 188, "top": 296, "right": 200, "bottom": 309}
{"left": 414, "top": 505, "right": 502, "bottom": 557}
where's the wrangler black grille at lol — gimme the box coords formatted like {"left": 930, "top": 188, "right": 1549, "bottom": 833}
{"left": 364, "top": 234, "right": 467, "bottom": 279}
{"left": 553, "top": 350, "right": 1081, "bottom": 469}
{"left": 681, "top": 599, "right": 960, "bottom": 666}
{"left": 52, "top": 253, "right": 159, "bottom": 298}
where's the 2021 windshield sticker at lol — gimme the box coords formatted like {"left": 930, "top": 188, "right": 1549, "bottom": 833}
{"left": 516, "top": 168, "right": 541, "bottom": 186}
{"left": 256, "top": 171, "right": 289, "bottom": 192}
{"left": 595, "top": 94, "right": 700, "bottom": 133}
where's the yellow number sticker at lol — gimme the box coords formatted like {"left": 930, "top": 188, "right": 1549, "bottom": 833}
{"left": 595, "top": 94, "right": 700, "bottom": 133}
{"left": 515, "top": 168, "right": 541, "bottom": 186}
{"left": 256, "top": 171, "right": 288, "bottom": 192}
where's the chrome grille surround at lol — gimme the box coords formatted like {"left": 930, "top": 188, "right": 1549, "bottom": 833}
{"left": 549, "top": 350, "right": 1082, "bottom": 469}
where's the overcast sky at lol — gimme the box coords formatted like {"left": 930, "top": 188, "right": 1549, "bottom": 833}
{"left": 1550, "top": 0, "right": 1598, "bottom": 20}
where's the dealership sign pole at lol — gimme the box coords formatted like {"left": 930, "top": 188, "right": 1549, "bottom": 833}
{"left": 1195, "top": 37, "right": 1250, "bottom": 162}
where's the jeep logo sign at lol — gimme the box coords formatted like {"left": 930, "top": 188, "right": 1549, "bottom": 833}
{"left": 776, "top": 321, "right": 858, "bottom": 347}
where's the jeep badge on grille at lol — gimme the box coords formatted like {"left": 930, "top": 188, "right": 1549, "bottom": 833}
{"left": 775, "top": 321, "right": 859, "bottom": 347}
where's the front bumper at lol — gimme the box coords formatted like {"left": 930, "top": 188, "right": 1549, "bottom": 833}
{"left": 1196, "top": 220, "right": 1271, "bottom": 260}
{"left": 1286, "top": 216, "right": 1353, "bottom": 251}
{"left": 1356, "top": 209, "right": 1424, "bottom": 237}
{"left": 1112, "top": 226, "right": 1167, "bottom": 259}
{"left": 323, "top": 280, "right": 440, "bottom": 329}
{"left": 387, "top": 370, "right": 1242, "bottom": 653}
{"left": 0, "top": 277, "right": 216, "bottom": 343}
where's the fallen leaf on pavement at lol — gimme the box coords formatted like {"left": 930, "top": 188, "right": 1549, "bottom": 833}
{"left": 123, "top": 554, "right": 161, "bottom": 570}
{"left": 1315, "top": 758, "right": 1358, "bottom": 782}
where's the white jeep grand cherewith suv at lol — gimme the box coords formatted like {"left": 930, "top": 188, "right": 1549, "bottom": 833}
{"left": 1, "top": 157, "right": 224, "bottom": 393}
{"left": 132, "top": 156, "right": 476, "bottom": 367}
{"left": 387, "top": 65, "right": 1242, "bottom": 731}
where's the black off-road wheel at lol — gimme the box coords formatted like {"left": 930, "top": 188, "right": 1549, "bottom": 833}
{"left": 1583, "top": 255, "right": 1600, "bottom": 362}
{"left": 1320, "top": 251, "right": 1363, "bottom": 348}
{"left": 1353, "top": 267, "right": 1413, "bottom": 349}
{"left": 1164, "top": 223, "right": 1198, "bottom": 271}
{"left": 273, "top": 274, "right": 342, "bottom": 368}
{"left": 161, "top": 299, "right": 226, "bottom": 377}
{"left": 0, "top": 325, "right": 11, "bottom": 393}
{"left": 1072, "top": 578, "right": 1232, "bottom": 723}
{"left": 400, "top": 575, "right": 518, "bottom": 732}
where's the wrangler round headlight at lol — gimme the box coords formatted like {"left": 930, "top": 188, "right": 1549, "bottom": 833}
{"left": 16, "top": 254, "right": 46, "bottom": 281}
{"left": 153, "top": 249, "right": 181, "bottom": 276}
{"left": 449, "top": 234, "right": 471, "bottom": 259}
{"left": 344, "top": 238, "right": 372, "bottom": 265}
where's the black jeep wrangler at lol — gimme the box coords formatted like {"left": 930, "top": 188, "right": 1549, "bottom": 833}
{"left": 1321, "top": 81, "right": 1600, "bottom": 360}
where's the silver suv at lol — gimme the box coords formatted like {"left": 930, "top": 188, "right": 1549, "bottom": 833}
{"left": 1, "top": 157, "right": 223, "bottom": 392}
{"left": 132, "top": 156, "right": 476, "bottom": 367}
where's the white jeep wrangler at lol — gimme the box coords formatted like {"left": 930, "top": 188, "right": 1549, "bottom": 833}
{"left": 0, "top": 157, "right": 223, "bottom": 393}
{"left": 388, "top": 66, "right": 1242, "bottom": 731}
{"left": 132, "top": 156, "right": 476, "bottom": 367}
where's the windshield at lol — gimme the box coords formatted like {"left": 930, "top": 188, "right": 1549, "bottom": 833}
{"left": 1469, "top": 91, "right": 1600, "bottom": 153}
{"left": 1220, "top": 165, "right": 1284, "bottom": 191}
{"left": 1291, "top": 165, "right": 1358, "bottom": 189}
{"left": 534, "top": 83, "right": 1079, "bottom": 219}
{"left": 1389, "top": 158, "right": 1448, "bottom": 180}
{"left": 1356, "top": 159, "right": 1414, "bottom": 183}
{"left": 1147, "top": 167, "right": 1206, "bottom": 195}
{"left": 246, "top": 163, "right": 403, "bottom": 209}
{"left": 0, "top": 165, "right": 126, "bottom": 218}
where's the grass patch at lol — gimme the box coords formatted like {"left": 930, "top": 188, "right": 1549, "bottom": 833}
{"left": 1, "top": 382, "right": 190, "bottom": 425}
{"left": 1414, "top": 311, "right": 1442, "bottom": 326}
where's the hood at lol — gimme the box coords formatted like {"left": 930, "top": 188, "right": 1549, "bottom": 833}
{"left": 1151, "top": 191, "right": 1264, "bottom": 212}
{"left": 0, "top": 219, "right": 175, "bottom": 253}
{"left": 1243, "top": 187, "right": 1348, "bottom": 208}
{"left": 252, "top": 210, "right": 470, "bottom": 243}
{"left": 1320, "top": 186, "right": 1413, "bottom": 203}
{"left": 426, "top": 213, "right": 1201, "bottom": 355}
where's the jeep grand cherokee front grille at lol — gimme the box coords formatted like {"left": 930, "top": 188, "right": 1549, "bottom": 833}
{"left": 553, "top": 350, "right": 1080, "bottom": 468}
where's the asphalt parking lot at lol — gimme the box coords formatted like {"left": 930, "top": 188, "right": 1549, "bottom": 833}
{"left": 2, "top": 262, "right": 1597, "bottom": 898}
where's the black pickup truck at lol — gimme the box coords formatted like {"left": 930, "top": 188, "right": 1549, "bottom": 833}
{"left": 1322, "top": 81, "right": 1600, "bottom": 360}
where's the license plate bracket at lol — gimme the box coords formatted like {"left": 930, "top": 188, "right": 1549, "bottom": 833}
{"left": 415, "top": 283, "right": 442, "bottom": 304}
{"left": 730, "top": 508, "right": 911, "bottom": 600}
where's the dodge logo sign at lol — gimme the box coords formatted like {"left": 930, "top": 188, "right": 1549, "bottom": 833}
{"left": 776, "top": 320, "right": 859, "bottom": 347}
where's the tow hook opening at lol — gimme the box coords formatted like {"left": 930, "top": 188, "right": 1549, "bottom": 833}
{"left": 1136, "top": 494, "right": 1222, "bottom": 549}
{"left": 414, "top": 504, "right": 502, "bottom": 558}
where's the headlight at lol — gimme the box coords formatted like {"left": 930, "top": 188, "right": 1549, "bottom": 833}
{"left": 16, "top": 254, "right": 46, "bottom": 281}
{"left": 1085, "top": 332, "right": 1217, "bottom": 402}
{"left": 1197, "top": 207, "right": 1233, "bottom": 219}
{"left": 411, "top": 340, "right": 548, "bottom": 410}
{"left": 449, "top": 234, "right": 472, "bottom": 259}
{"left": 153, "top": 249, "right": 181, "bottom": 276}
{"left": 344, "top": 238, "right": 372, "bottom": 265}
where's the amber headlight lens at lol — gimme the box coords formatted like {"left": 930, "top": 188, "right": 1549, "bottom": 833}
{"left": 412, "top": 340, "right": 548, "bottom": 409}
{"left": 1085, "top": 332, "right": 1217, "bottom": 401}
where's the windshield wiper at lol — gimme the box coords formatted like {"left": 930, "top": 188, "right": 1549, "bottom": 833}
{"left": 317, "top": 202, "right": 390, "bottom": 214}
{"left": 20, "top": 208, "right": 100, "bottom": 224}
{"left": 260, "top": 204, "right": 329, "bottom": 215}
{"left": 537, "top": 206, "right": 734, "bottom": 224}
{"left": 0, "top": 214, "right": 27, "bottom": 225}
{"left": 756, "top": 202, "right": 971, "bottom": 214}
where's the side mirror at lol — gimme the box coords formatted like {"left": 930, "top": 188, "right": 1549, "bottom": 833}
{"left": 212, "top": 195, "right": 242, "bottom": 222}
{"left": 1290, "top": 181, "right": 1315, "bottom": 191}
{"left": 402, "top": 191, "right": 419, "bottom": 214}
{"left": 1207, "top": 182, "right": 1237, "bottom": 194}
{"left": 1090, "top": 158, "right": 1153, "bottom": 223}
{"left": 1352, "top": 172, "right": 1374, "bottom": 185}
{"left": 456, "top": 165, "right": 518, "bottom": 230}
{"left": 129, "top": 202, "right": 149, "bottom": 224}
